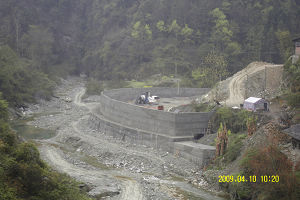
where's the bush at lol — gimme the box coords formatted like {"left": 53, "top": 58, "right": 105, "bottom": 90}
{"left": 86, "top": 78, "right": 103, "bottom": 95}
{"left": 228, "top": 175, "right": 252, "bottom": 200}
{"left": 223, "top": 134, "right": 246, "bottom": 163}
{"left": 214, "top": 107, "right": 252, "bottom": 133}
{"left": 192, "top": 102, "right": 214, "bottom": 112}
{"left": 287, "top": 92, "right": 300, "bottom": 108}
{"left": 283, "top": 56, "right": 300, "bottom": 93}
{"left": 240, "top": 145, "right": 300, "bottom": 200}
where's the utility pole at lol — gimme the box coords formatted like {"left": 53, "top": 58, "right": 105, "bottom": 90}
{"left": 175, "top": 62, "right": 180, "bottom": 95}
{"left": 175, "top": 61, "right": 177, "bottom": 77}
{"left": 264, "top": 66, "right": 266, "bottom": 99}
{"left": 177, "top": 79, "right": 180, "bottom": 95}
{"left": 245, "top": 74, "right": 248, "bottom": 99}
{"left": 174, "top": 49, "right": 180, "bottom": 95}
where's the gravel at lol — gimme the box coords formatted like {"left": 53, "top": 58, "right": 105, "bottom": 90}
{"left": 24, "top": 77, "right": 224, "bottom": 200}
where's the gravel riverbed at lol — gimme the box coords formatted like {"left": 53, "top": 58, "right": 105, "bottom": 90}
{"left": 24, "top": 77, "right": 225, "bottom": 200}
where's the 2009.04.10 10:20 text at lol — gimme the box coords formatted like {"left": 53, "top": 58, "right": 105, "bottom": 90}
{"left": 218, "top": 175, "right": 279, "bottom": 183}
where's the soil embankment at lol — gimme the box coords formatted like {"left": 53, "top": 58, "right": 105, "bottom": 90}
{"left": 202, "top": 62, "right": 283, "bottom": 106}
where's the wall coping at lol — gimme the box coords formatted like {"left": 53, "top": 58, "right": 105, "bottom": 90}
{"left": 101, "top": 87, "right": 212, "bottom": 115}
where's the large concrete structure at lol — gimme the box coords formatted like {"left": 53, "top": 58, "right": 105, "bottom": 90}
{"left": 88, "top": 87, "right": 215, "bottom": 167}
{"left": 100, "top": 88, "right": 212, "bottom": 138}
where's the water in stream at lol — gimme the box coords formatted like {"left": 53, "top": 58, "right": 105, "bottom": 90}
{"left": 11, "top": 113, "right": 57, "bottom": 140}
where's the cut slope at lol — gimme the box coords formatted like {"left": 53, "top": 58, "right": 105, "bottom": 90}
{"left": 201, "top": 62, "right": 283, "bottom": 106}
{"left": 226, "top": 62, "right": 283, "bottom": 106}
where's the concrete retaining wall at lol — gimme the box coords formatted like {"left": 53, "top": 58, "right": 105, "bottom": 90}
{"left": 91, "top": 87, "right": 216, "bottom": 166}
{"left": 99, "top": 87, "right": 212, "bottom": 137}
{"left": 88, "top": 113, "right": 214, "bottom": 167}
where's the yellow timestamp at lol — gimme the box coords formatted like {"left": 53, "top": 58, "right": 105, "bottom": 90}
{"left": 218, "top": 175, "right": 279, "bottom": 183}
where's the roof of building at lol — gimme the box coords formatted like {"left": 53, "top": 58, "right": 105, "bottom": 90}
{"left": 244, "top": 97, "right": 262, "bottom": 104}
{"left": 283, "top": 124, "right": 300, "bottom": 141}
{"left": 292, "top": 37, "right": 300, "bottom": 42}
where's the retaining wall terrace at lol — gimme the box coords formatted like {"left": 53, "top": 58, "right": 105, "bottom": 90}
{"left": 99, "top": 87, "right": 212, "bottom": 138}
{"left": 88, "top": 113, "right": 215, "bottom": 167}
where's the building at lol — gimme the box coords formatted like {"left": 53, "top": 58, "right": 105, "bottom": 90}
{"left": 292, "top": 37, "right": 300, "bottom": 63}
{"left": 243, "top": 97, "right": 268, "bottom": 111}
{"left": 283, "top": 124, "right": 300, "bottom": 149}
{"left": 293, "top": 37, "right": 300, "bottom": 55}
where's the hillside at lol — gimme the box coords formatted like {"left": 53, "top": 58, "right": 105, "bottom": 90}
{"left": 0, "top": 1, "right": 299, "bottom": 200}
{"left": 197, "top": 58, "right": 300, "bottom": 200}
{"left": 0, "top": 0, "right": 300, "bottom": 85}
{"left": 201, "top": 62, "right": 284, "bottom": 106}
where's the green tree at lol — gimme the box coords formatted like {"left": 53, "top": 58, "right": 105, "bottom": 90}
{"left": 0, "top": 93, "right": 8, "bottom": 121}
{"left": 156, "top": 20, "right": 166, "bottom": 32}
{"left": 0, "top": 45, "right": 54, "bottom": 105}
{"left": 131, "top": 21, "right": 141, "bottom": 39}
{"left": 210, "top": 8, "right": 233, "bottom": 50}
{"left": 144, "top": 24, "right": 152, "bottom": 40}
{"left": 22, "top": 25, "right": 54, "bottom": 73}
{"left": 168, "top": 20, "right": 181, "bottom": 38}
{"left": 276, "top": 30, "right": 293, "bottom": 61}
{"left": 181, "top": 24, "right": 194, "bottom": 44}
{"left": 181, "top": 24, "right": 193, "bottom": 37}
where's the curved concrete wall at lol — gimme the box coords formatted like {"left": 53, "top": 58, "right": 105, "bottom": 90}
{"left": 87, "top": 113, "right": 215, "bottom": 167}
{"left": 99, "top": 87, "right": 213, "bottom": 137}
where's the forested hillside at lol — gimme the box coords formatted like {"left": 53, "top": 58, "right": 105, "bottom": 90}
{"left": 0, "top": 1, "right": 299, "bottom": 199}
{"left": 1, "top": 0, "right": 300, "bottom": 101}
{"left": 0, "top": 93, "right": 92, "bottom": 200}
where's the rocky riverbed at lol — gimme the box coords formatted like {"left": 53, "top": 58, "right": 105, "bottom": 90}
{"left": 22, "top": 77, "right": 225, "bottom": 200}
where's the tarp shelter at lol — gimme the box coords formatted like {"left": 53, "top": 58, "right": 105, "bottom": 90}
{"left": 243, "top": 97, "right": 268, "bottom": 111}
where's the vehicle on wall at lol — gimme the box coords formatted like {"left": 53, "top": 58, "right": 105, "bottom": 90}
{"left": 135, "top": 92, "right": 160, "bottom": 104}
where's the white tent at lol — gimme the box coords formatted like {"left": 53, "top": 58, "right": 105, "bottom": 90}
{"left": 243, "top": 97, "right": 268, "bottom": 111}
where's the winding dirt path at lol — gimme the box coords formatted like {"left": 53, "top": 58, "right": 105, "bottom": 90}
{"left": 40, "top": 87, "right": 145, "bottom": 200}
{"left": 35, "top": 83, "right": 225, "bottom": 200}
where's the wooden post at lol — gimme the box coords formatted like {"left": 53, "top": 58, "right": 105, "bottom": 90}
{"left": 264, "top": 66, "right": 266, "bottom": 99}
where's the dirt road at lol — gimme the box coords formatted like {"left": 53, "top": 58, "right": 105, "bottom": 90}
{"left": 40, "top": 87, "right": 145, "bottom": 200}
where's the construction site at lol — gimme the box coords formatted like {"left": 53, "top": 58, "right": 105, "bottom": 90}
{"left": 89, "top": 87, "right": 216, "bottom": 166}
{"left": 20, "top": 62, "right": 296, "bottom": 200}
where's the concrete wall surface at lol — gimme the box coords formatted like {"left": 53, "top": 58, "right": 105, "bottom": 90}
{"left": 99, "top": 87, "right": 213, "bottom": 137}
{"left": 174, "top": 142, "right": 215, "bottom": 166}
{"left": 88, "top": 113, "right": 177, "bottom": 152}
{"left": 88, "top": 113, "right": 215, "bottom": 167}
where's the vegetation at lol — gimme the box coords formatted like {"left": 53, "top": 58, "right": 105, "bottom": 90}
{"left": 0, "top": 1, "right": 299, "bottom": 199}
{"left": 287, "top": 92, "right": 300, "bottom": 108}
{"left": 86, "top": 78, "right": 104, "bottom": 95}
{"left": 283, "top": 57, "right": 300, "bottom": 108}
{"left": 0, "top": 0, "right": 299, "bottom": 88}
{"left": 0, "top": 45, "right": 55, "bottom": 106}
{"left": 239, "top": 145, "right": 300, "bottom": 200}
{"left": 213, "top": 133, "right": 246, "bottom": 167}
{"left": 215, "top": 123, "right": 229, "bottom": 157}
{"left": 192, "top": 102, "right": 215, "bottom": 112}
{"left": 0, "top": 94, "right": 91, "bottom": 200}
{"left": 214, "top": 107, "right": 253, "bottom": 133}
{"left": 223, "top": 134, "right": 246, "bottom": 164}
